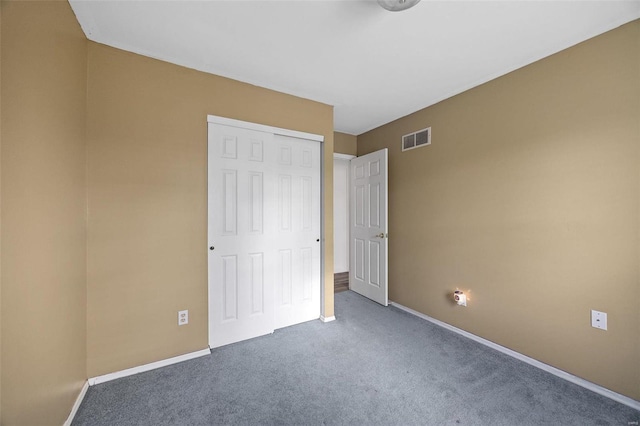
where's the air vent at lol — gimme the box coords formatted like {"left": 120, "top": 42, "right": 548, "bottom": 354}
{"left": 402, "top": 127, "right": 431, "bottom": 152}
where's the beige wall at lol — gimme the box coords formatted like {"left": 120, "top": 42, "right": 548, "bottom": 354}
{"left": 0, "top": 3, "right": 3, "bottom": 421}
{"left": 358, "top": 20, "right": 640, "bottom": 400}
{"left": 1, "top": 1, "right": 88, "bottom": 424}
{"left": 334, "top": 132, "right": 357, "bottom": 155}
{"left": 86, "top": 43, "right": 334, "bottom": 377}
{"left": 0, "top": 0, "right": 334, "bottom": 420}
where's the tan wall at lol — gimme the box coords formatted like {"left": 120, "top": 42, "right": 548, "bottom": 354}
{"left": 334, "top": 132, "right": 357, "bottom": 155}
{"left": 86, "top": 43, "right": 334, "bottom": 377}
{"left": 1, "top": 1, "right": 88, "bottom": 424}
{"left": 0, "top": 3, "right": 3, "bottom": 421}
{"left": 358, "top": 20, "right": 640, "bottom": 400}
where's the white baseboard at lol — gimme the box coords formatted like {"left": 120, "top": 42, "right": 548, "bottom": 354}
{"left": 64, "top": 380, "right": 89, "bottom": 426}
{"left": 88, "top": 348, "right": 211, "bottom": 386}
{"left": 320, "top": 315, "right": 336, "bottom": 323}
{"left": 389, "top": 301, "right": 640, "bottom": 412}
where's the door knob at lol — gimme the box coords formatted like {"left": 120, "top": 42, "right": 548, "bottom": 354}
{"left": 376, "top": 233, "right": 386, "bottom": 238}
{"left": 209, "top": 246, "right": 215, "bottom": 251}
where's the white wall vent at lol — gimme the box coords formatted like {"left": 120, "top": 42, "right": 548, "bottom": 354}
{"left": 402, "top": 127, "right": 431, "bottom": 152}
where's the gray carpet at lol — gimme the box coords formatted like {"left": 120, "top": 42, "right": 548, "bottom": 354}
{"left": 73, "top": 291, "right": 639, "bottom": 425}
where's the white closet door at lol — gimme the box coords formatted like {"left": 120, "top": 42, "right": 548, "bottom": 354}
{"left": 273, "top": 135, "right": 321, "bottom": 329}
{"left": 208, "top": 123, "right": 321, "bottom": 349}
{"left": 208, "top": 124, "right": 277, "bottom": 348}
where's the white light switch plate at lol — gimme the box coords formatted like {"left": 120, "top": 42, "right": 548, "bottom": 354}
{"left": 591, "top": 310, "right": 607, "bottom": 330}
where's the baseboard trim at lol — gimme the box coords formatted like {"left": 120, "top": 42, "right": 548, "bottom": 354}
{"left": 88, "top": 348, "right": 211, "bottom": 386}
{"left": 389, "top": 301, "right": 640, "bottom": 412}
{"left": 320, "top": 315, "right": 336, "bottom": 323}
{"left": 63, "top": 380, "right": 89, "bottom": 426}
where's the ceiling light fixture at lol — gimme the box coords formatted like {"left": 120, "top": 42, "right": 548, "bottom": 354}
{"left": 377, "top": 0, "right": 421, "bottom": 12}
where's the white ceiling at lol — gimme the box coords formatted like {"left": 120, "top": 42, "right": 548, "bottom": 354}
{"left": 69, "top": 1, "right": 640, "bottom": 135}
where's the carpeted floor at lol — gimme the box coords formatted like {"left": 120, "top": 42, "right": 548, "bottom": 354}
{"left": 73, "top": 291, "right": 639, "bottom": 425}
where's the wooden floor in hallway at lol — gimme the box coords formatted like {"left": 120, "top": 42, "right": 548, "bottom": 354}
{"left": 334, "top": 272, "right": 349, "bottom": 293}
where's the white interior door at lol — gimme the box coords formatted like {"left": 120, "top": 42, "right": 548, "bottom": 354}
{"left": 350, "top": 149, "right": 388, "bottom": 306}
{"left": 208, "top": 120, "right": 321, "bottom": 348}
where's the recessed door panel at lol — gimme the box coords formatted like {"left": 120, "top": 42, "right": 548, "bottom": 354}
{"left": 279, "top": 175, "right": 292, "bottom": 231}
{"left": 249, "top": 139, "right": 263, "bottom": 162}
{"left": 355, "top": 185, "right": 365, "bottom": 227}
{"left": 370, "top": 182, "right": 380, "bottom": 229}
{"left": 302, "top": 148, "right": 312, "bottom": 168}
{"left": 222, "top": 136, "right": 237, "bottom": 159}
{"left": 355, "top": 238, "right": 365, "bottom": 281}
{"left": 222, "top": 255, "right": 238, "bottom": 321}
{"left": 368, "top": 241, "right": 380, "bottom": 288}
{"left": 249, "top": 172, "right": 263, "bottom": 234}
{"left": 302, "top": 177, "right": 312, "bottom": 231}
{"left": 278, "top": 249, "right": 293, "bottom": 306}
{"left": 223, "top": 171, "right": 237, "bottom": 235}
{"left": 370, "top": 159, "right": 380, "bottom": 176}
{"left": 250, "top": 253, "right": 264, "bottom": 316}
{"left": 279, "top": 145, "right": 292, "bottom": 165}
{"left": 301, "top": 247, "right": 313, "bottom": 301}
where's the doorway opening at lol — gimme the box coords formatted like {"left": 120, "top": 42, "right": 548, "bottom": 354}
{"left": 333, "top": 153, "right": 354, "bottom": 293}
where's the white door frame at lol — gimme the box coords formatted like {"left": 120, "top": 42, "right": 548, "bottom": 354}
{"left": 206, "top": 115, "right": 325, "bottom": 347}
{"left": 334, "top": 153, "right": 356, "bottom": 160}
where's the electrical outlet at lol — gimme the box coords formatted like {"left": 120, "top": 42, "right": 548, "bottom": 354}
{"left": 591, "top": 310, "right": 607, "bottom": 331}
{"left": 178, "top": 310, "right": 189, "bottom": 326}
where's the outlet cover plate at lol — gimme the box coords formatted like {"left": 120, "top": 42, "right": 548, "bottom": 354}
{"left": 178, "top": 310, "right": 189, "bottom": 326}
{"left": 591, "top": 310, "right": 607, "bottom": 330}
